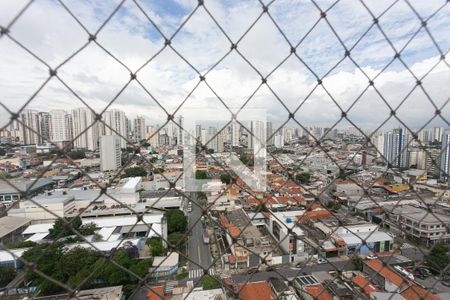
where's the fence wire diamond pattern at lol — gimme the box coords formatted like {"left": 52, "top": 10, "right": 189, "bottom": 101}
{"left": 1, "top": 0, "right": 450, "bottom": 299}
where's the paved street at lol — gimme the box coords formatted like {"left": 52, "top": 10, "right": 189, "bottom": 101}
{"left": 231, "top": 260, "right": 356, "bottom": 283}
{"left": 187, "top": 192, "right": 213, "bottom": 280}
{"left": 415, "top": 277, "right": 450, "bottom": 294}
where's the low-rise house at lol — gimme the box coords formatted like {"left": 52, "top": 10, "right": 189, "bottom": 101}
{"left": 148, "top": 252, "right": 179, "bottom": 279}
{"left": 237, "top": 281, "right": 272, "bottom": 300}
{"left": 0, "top": 215, "right": 31, "bottom": 244}
{"left": 384, "top": 204, "right": 450, "bottom": 247}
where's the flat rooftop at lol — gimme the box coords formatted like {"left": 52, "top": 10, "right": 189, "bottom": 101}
{"left": 0, "top": 178, "right": 53, "bottom": 194}
{"left": 0, "top": 216, "right": 31, "bottom": 238}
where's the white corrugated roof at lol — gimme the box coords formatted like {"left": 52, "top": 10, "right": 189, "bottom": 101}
{"left": 97, "top": 227, "right": 116, "bottom": 240}
{"left": 23, "top": 222, "right": 54, "bottom": 235}
{"left": 26, "top": 232, "right": 49, "bottom": 242}
{"left": 340, "top": 231, "right": 393, "bottom": 245}
{"left": 82, "top": 214, "right": 163, "bottom": 228}
{"left": 65, "top": 239, "right": 140, "bottom": 252}
{"left": 0, "top": 248, "right": 28, "bottom": 262}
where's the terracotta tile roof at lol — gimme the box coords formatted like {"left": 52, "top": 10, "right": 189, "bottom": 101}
{"left": 228, "top": 225, "right": 241, "bottom": 238}
{"left": 365, "top": 259, "right": 406, "bottom": 288}
{"left": 147, "top": 286, "right": 167, "bottom": 300}
{"left": 299, "top": 209, "right": 333, "bottom": 223}
{"left": 220, "top": 213, "right": 241, "bottom": 238}
{"left": 238, "top": 281, "right": 272, "bottom": 300}
{"left": 382, "top": 185, "right": 398, "bottom": 194}
{"left": 304, "top": 284, "right": 333, "bottom": 300}
{"left": 352, "top": 274, "right": 377, "bottom": 295}
{"left": 400, "top": 285, "right": 441, "bottom": 300}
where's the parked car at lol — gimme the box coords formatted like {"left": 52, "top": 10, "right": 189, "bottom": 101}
{"left": 442, "top": 279, "right": 450, "bottom": 287}
{"left": 317, "top": 258, "right": 327, "bottom": 264}
{"left": 418, "top": 268, "right": 431, "bottom": 277}
{"left": 366, "top": 254, "right": 377, "bottom": 260}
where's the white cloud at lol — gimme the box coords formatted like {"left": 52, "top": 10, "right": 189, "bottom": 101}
{"left": 0, "top": 0, "right": 449, "bottom": 130}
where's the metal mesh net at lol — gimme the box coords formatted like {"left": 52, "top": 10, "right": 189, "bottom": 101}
{"left": 0, "top": 0, "right": 450, "bottom": 299}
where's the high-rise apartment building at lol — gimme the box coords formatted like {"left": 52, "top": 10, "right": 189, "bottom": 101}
{"left": 266, "top": 121, "right": 273, "bottom": 145}
{"left": 383, "top": 128, "right": 410, "bottom": 168}
{"left": 207, "top": 127, "right": 218, "bottom": 153}
{"left": 50, "top": 110, "right": 72, "bottom": 143}
{"left": 146, "top": 125, "right": 159, "bottom": 146}
{"left": 434, "top": 127, "right": 445, "bottom": 143}
{"left": 19, "top": 109, "right": 40, "bottom": 145}
{"left": 37, "top": 112, "right": 52, "bottom": 144}
{"left": 249, "top": 120, "right": 266, "bottom": 149}
{"left": 441, "top": 131, "right": 450, "bottom": 181}
{"left": 71, "top": 108, "right": 99, "bottom": 151}
{"left": 133, "top": 116, "right": 146, "bottom": 142}
{"left": 104, "top": 109, "right": 127, "bottom": 148}
{"left": 100, "top": 135, "right": 121, "bottom": 172}
{"left": 231, "top": 121, "right": 240, "bottom": 147}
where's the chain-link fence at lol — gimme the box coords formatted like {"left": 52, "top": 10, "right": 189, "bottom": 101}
{"left": 0, "top": 0, "right": 450, "bottom": 299}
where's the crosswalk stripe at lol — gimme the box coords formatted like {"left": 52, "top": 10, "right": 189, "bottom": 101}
{"left": 188, "top": 268, "right": 215, "bottom": 278}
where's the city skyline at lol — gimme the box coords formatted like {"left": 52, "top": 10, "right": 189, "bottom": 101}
{"left": 1, "top": 1, "right": 449, "bottom": 129}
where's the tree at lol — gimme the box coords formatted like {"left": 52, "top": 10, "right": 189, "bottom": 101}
{"left": 168, "top": 232, "right": 185, "bottom": 251}
{"left": 427, "top": 244, "right": 450, "bottom": 271}
{"left": 49, "top": 217, "right": 83, "bottom": 239}
{"left": 147, "top": 238, "right": 165, "bottom": 256}
{"left": 166, "top": 209, "right": 187, "bottom": 234}
{"left": 220, "top": 173, "right": 231, "bottom": 185}
{"left": 239, "top": 155, "right": 254, "bottom": 166}
{"left": 296, "top": 172, "right": 311, "bottom": 184}
{"left": 78, "top": 222, "right": 98, "bottom": 236}
{"left": 0, "top": 267, "right": 16, "bottom": 287}
{"left": 202, "top": 275, "right": 220, "bottom": 290}
{"left": 254, "top": 203, "right": 268, "bottom": 212}
{"left": 153, "top": 167, "right": 164, "bottom": 174}
{"left": 67, "top": 150, "right": 86, "bottom": 160}
{"left": 14, "top": 240, "right": 37, "bottom": 248}
{"left": 22, "top": 242, "right": 149, "bottom": 296}
{"left": 124, "top": 166, "right": 148, "bottom": 178}
{"left": 352, "top": 255, "right": 363, "bottom": 271}
{"left": 195, "top": 170, "right": 208, "bottom": 180}
{"left": 22, "top": 243, "right": 65, "bottom": 295}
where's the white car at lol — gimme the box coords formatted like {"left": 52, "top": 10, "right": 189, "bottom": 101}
{"left": 317, "top": 258, "right": 327, "bottom": 264}
{"left": 366, "top": 254, "right": 377, "bottom": 260}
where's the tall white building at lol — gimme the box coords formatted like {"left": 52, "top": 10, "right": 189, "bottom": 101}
{"left": 133, "top": 116, "right": 146, "bottom": 142}
{"left": 249, "top": 120, "right": 266, "bottom": 149}
{"left": 19, "top": 109, "right": 40, "bottom": 145}
{"left": 441, "top": 131, "right": 450, "bottom": 181}
{"left": 177, "top": 115, "right": 184, "bottom": 145}
{"left": 383, "top": 128, "right": 410, "bottom": 168}
{"left": 195, "top": 125, "right": 202, "bottom": 142}
{"left": 434, "top": 127, "right": 445, "bottom": 143}
{"left": 231, "top": 121, "right": 240, "bottom": 147}
{"left": 146, "top": 125, "right": 159, "bottom": 146}
{"left": 37, "top": 112, "right": 52, "bottom": 143}
{"left": 104, "top": 109, "right": 127, "bottom": 148}
{"left": 71, "top": 108, "right": 99, "bottom": 151}
{"left": 207, "top": 127, "right": 218, "bottom": 152}
{"left": 201, "top": 128, "right": 208, "bottom": 147}
{"left": 50, "top": 110, "right": 72, "bottom": 143}
{"left": 375, "top": 133, "right": 385, "bottom": 158}
{"left": 100, "top": 135, "right": 121, "bottom": 172}
{"left": 266, "top": 121, "right": 273, "bottom": 145}
{"left": 217, "top": 129, "right": 225, "bottom": 153}
{"left": 283, "top": 127, "right": 294, "bottom": 143}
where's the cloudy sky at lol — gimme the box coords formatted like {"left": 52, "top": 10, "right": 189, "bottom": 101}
{"left": 0, "top": 0, "right": 449, "bottom": 132}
